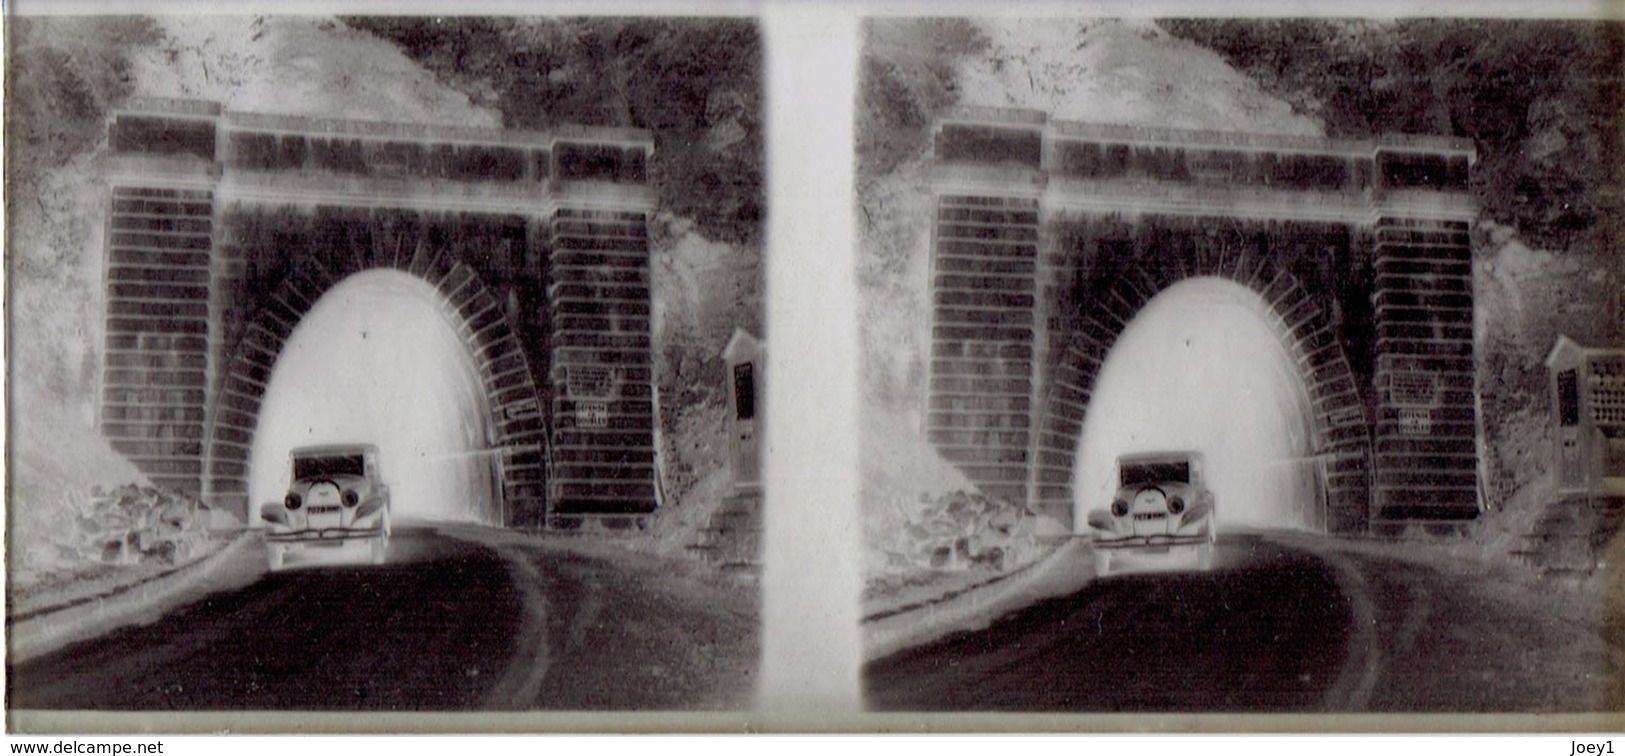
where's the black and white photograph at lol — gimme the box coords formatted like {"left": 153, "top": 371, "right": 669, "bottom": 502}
{"left": 5, "top": 13, "right": 766, "bottom": 717}
{"left": 854, "top": 16, "right": 1624, "bottom": 714}
{"left": 4, "top": 1, "right": 1625, "bottom": 741}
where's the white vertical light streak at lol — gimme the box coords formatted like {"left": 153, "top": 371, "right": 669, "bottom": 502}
{"left": 757, "top": 7, "right": 864, "bottom": 718}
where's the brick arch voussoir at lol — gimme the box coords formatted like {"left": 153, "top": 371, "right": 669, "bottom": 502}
{"left": 436, "top": 262, "right": 547, "bottom": 526}
{"left": 1190, "top": 242, "right": 1224, "bottom": 281}
{"left": 1172, "top": 242, "right": 1209, "bottom": 283}
{"left": 1124, "top": 266, "right": 1166, "bottom": 305}
{"left": 1047, "top": 340, "right": 1100, "bottom": 429}
{"left": 305, "top": 253, "right": 349, "bottom": 293}
{"left": 403, "top": 239, "right": 439, "bottom": 279}
{"left": 1285, "top": 300, "right": 1372, "bottom": 464}
{"left": 1213, "top": 244, "right": 1257, "bottom": 294}
{"left": 1104, "top": 281, "right": 1150, "bottom": 327}
{"left": 1297, "top": 335, "right": 1372, "bottom": 529}
{"left": 371, "top": 224, "right": 414, "bottom": 273}
{"left": 1239, "top": 260, "right": 1373, "bottom": 528}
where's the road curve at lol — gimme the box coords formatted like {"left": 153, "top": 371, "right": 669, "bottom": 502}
{"left": 8, "top": 526, "right": 760, "bottom": 712}
{"left": 863, "top": 534, "right": 1354, "bottom": 712}
{"left": 8, "top": 529, "right": 525, "bottom": 710}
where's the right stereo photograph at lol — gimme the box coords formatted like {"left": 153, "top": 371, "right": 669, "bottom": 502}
{"left": 855, "top": 16, "right": 1624, "bottom": 714}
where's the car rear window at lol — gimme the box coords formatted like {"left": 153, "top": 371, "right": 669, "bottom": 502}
{"left": 293, "top": 454, "right": 366, "bottom": 479}
{"left": 1120, "top": 461, "right": 1190, "bottom": 487}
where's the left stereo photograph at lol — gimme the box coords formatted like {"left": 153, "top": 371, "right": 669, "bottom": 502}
{"left": 5, "top": 14, "right": 766, "bottom": 718}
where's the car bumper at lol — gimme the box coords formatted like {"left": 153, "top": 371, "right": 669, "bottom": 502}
{"left": 1091, "top": 533, "right": 1209, "bottom": 550}
{"left": 266, "top": 526, "right": 384, "bottom": 544}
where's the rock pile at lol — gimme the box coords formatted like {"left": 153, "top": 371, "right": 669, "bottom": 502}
{"left": 892, "top": 490, "right": 1042, "bottom": 572}
{"left": 77, "top": 485, "right": 212, "bottom": 567}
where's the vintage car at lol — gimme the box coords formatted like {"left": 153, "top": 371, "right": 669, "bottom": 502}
{"left": 261, "top": 443, "right": 392, "bottom": 570}
{"left": 1086, "top": 451, "right": 1216, "bottom": 576}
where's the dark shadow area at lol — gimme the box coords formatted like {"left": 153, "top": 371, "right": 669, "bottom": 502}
{"left": 863, "top": 536, "right": 1351, "bottom": 711}
{"left": 7, "top": 531, "right": 521, "bottom": 710}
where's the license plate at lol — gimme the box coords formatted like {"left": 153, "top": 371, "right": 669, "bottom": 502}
{"left": 1133, "top": 512, "right": 1166, "bottom": 521}
{"left": 308, "top": 505, "right": 341, "bottom": 514}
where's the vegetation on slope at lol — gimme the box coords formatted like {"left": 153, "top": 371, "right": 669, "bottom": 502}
{"left": 857, "top": 19, "right": 988, "bottom": 188}
{"left": 344, "top": 17, "right": 763, "bottom": 247}
{"left": 5, "top": 17, "right": 162, "bottom": 406}
{"left": 6, "top": 18, "right": 178, "bottom": 585}
{"left": 1159, "top": 19, "right": 1624, "bottom": 257}
{"left": 5, "top": 18, "right": 160, "bottom": 207}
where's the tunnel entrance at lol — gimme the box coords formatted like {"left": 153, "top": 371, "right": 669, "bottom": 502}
{"left": 921, "top": 108, "right": 1481, "bottom": 533}
{"left": 98, "top": 99, "right": 660, "bottom": 528}
{"left": 249, "top": 271, "right": 500, "bottom": 526}
{"left": 1073, "top": 278, "right": 1321, "bottom": 533}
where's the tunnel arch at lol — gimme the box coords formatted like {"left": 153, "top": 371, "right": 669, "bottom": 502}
{"left": 246, "top": 269, "right": 505, "bottom": 526}
{"left": 1034, "top": 244, "right": 1373, "bottom": 534}
{"left": 922, "top": 110, "right": 1482, "bottom": 535}
{"left": 204, "top": 237, "right": 547, "bottom": 527}
{"left": 97, "top": 100, "right": 662, "bottom": 530}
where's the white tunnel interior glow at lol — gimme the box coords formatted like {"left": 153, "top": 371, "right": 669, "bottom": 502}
{"left": 249, "top": 270, "right": 500, "bottom": 526}
{"left": 1073, "top": 278, "right": 1320, "bottom": 533}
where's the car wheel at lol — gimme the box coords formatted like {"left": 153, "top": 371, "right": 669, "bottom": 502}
{"left": 1093, "top": 549, "right": 1111, "bottom": 577}
{"left": 371, "top": 534, "right": 389, "bottom": 565}
{"left": 267, "top": 544, "right": 286, "bottom": 572}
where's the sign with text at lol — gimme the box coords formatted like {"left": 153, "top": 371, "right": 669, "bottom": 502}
{"left": 1398, "top": 408, "right": 1433, "bottom": 436}
{"left": 575, "top": 401, "right": 609, "bottom": 429}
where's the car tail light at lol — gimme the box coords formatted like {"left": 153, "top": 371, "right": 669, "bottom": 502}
{"left": 342, "top": 489, "right": 360, "bottom": 507}
{"left": 284, "top": 493, "right": 302, "bottom": 511}
{"left": 1111, "top": 499, "right": 1129, "bottom": 517}
{"left": 1167, "top": 496, "right": 1185, "bottom": 515}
